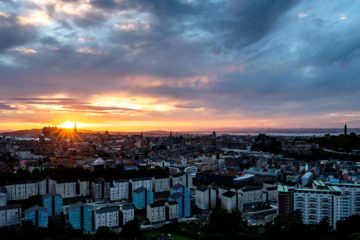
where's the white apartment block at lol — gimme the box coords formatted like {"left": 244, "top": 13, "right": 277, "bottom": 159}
{"left": 153, "top": 177, "right": 170, "bottom": 193}
{"left": 264, "top": 186, "right": 278, "bottom": 202}
{"left": 184, "top": 165, "right": 198, "bottom": 175}
{"left": 4, "top": 181, "right": 39, "bottom": 201}
{"left": 147, "top": 203, "right": 166, "bottom": 224}
{"left": 195, "top": 186, "right": 209, "bottom": 210}
{"left": 78, "top": 180, "right": 90, "bottom": 196}
{"left": 293, "top": 187, "right": 341, "bottom": 228}
{"left": 94, "top": 207, "right": 119, "bottom": 231}
{"left": 165, "top": 202, "right": 179, "bottom": 221}
{"left": 0, "top": 205, "right": 21, "bottom": 227}
{"left": 169, "top": 167, "right": 181, "bottom": 176}
{"left": 326, "top": 183, "right": 360, "bottom": 216}
{"left": 38, "top": 179, "right": 47, "bottom": 196}
{"left": 210, "top": 188, "right": 217, "bottom": 208}
{"left": 55, "top": 181, "right": 77, "bottom": 198}
{"left": 218, "top": 186, "right": 235, "bottom": 199}
{"left": 120, "top": 204, "right": 134, "bottom": 225}
{"left": 55, "top": 180, "right": 89, "bottom": 199}
{"left": 170, "top": 174, "right": 186, "bottom": 187}
{"left": 221, "top": 191, "right": 237, "bottom": 212}
{"left": 0, "top": 192, "right": 7, "bottom": 207}
{"left": 238, "top": 186, "right": 264, "bottom": 210}
{"left": 92, "top": 178, "right": 110, "bottom": 201}
{"left": 110, "top": 180, "right": 129, "bottom": 201}
{"left": 130, "top": 178, "right": 152, "bottom": 192}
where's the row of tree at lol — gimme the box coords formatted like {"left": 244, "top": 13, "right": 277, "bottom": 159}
{"left": 3, "top": 208, "right": 360, "bottom": 240}
{"left": 0, "top": 166, "right": 170, "bottom": 184}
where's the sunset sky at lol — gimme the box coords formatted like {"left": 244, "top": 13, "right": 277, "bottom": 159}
{"left": 1, "top": 0, "right": 360, "bottom": 131}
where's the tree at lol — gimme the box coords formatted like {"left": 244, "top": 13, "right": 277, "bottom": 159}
{"left": 93, "top": 226, "right": 119, "bottom": 240}
{"left": 121, "top": 218, "right": 140, "bottom": 239}
{"left": 203, "top": 208, "right": 246, "bottom": 240}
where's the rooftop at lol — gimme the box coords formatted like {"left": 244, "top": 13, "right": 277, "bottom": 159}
{"left": 24, "top": 205, "right": 47, "bottom": 214}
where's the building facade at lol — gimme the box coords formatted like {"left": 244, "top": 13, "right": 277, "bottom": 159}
{"left": 153, "top": 177, "right": 170, "bottom": 193}
{"left": 24, "top": 205, "right": 48, "bottom": 228}
{"left": 0, "top": 205, "right": 21, "bottom": 227}
{"left": 94, "top": 207, "right": 119, "bottom": 231}
{"left": 92, "top": 178, "right": 110, "bottom": 201}
{"left": 42, "top": 193, "right": 63, "bottom": 217}
{"left": 195, "top": 186, "right": 209, "bottom": 210}
{"left": 120, "top": 204, "right": 134, "bottom": 226}
{"left": 221, "top": 191, "right": 236, "bottom": 212}
{"left": 132, "top": 187, "right": 154, "bottom": 210}
{"left": 165, "top": 201, "right": 179, "bottom": 221}
{"left": 68, "top": 202, "right": 93, "bottom": 233}
{"left": 110, "top": 180, "right": 129, "bottom": 201}
{"left": 169, "top": 184, "right": 191, "bottom": 218}
{"left": 147, "top": 202, "right": 166, "bottom": 224}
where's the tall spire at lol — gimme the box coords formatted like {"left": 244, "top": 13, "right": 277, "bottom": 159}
{"left": 344, "top": 123, "right": 348, "bottom": 136}
{"left": 74, "top": 122, "right": 77, "bottom": 133}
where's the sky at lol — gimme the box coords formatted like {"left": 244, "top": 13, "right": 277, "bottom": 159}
{"left": 1, "top": 0, "right": 360, "bottom": 131}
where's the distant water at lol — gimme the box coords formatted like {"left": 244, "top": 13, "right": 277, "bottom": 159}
{"left": 225, "top": 132, "right": 344, "bottom": 137}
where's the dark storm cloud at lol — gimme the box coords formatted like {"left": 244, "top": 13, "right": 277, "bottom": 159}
{"left": 0, "top": 14, "right": 37, "bottom": 52}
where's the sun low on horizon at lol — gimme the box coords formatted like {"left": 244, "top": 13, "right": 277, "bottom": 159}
{"left": 58, "top": 121, "right": 94, "bottom": 130}
{"left": 60, "top": 122, "right": 76, "bottom": 129}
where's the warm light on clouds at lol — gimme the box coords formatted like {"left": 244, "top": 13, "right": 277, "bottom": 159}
{"left": 90, "top": 94, "right": 175, "bottom": 112}
{"left": 10, "top": 48, "right": 37, "bottom": 54}
{"left": 17, "top": 11, "right": 52, "bottom": 25}
{"left": 114, "top": 23, "right": 137, "bottom": 31}
{"left": 0, "top": 11, "right": 10, "bottom": 18}
{"left": 29, "top": 0, "right": 92, "bottom": 16}
{"left": 75, "top": 48, "right": 104, "bottom": 55}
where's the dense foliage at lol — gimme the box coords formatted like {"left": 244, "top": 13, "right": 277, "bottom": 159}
{"left": 3, "top": 209, "right": 360, "bottom": 240}
{"left": 0, "top": 166, "right": 169, "bottom": 184}
{"left": 310, "top": 133, "right": 360, "bottom": 152}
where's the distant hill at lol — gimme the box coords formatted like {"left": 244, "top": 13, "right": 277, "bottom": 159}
{"left": 1, "top": 128, "right": 360, "bottom": 138}
{"left": 0, "top": 129, "right": 43, "bottom": 137}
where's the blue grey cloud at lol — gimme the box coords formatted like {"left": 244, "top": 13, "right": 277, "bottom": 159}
{"left": 1, "top": 0, "right": 360, "bottom": 127}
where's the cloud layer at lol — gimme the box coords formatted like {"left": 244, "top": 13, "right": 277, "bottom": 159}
{"left": 1, "top": 0, "right": 360, "bottom": 130}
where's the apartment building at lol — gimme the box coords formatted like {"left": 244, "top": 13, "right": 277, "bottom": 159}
{"left": 147, "top": 202, "right": 166, "bottom": 224}
{"left": 120, "top": 204, "right": 134, "bottom": 226}
{"left": 0, "top": 205, "right": 21, "bottom": 227}
{"left": 42, "top": 193, "right": 63, "bottom": 217}
{"left": 152, "top": 177, "right": 170, "bottom": 193}
{"left": 278, "top": 181, "right": 346, "bottom": 229}
{"left": 0, "top": 192, "right": 6, "bottom": 207}
{"left": 221, "top": 191, "right": 237, "bottom": 212}
{"left": 68, "top": 202, "right": 93, "bottom": 233}
{"left": 238, "top": 186, "right": 264, "bottom": 211}
{"left": 326, "top": 182, "right": 360, "bottom": 216}
{"left": 132, "top": 187, "right": 154, "bottom": 210}
{"left": 110, "top": 179, "right": 129, "bottom": 201}
{"left": 195, "top": 186, "right": 209, "bottom": 210}
{"left": 165, "top": 201, "right": 179, "bottom": 221}
{"left": 294, "top": 187, "right": 341, "bottom": 228}
{"left": 4, "top": 181, "right": 39, "bottom": 200}
{"left": 24, "top": 205, "right": 48, "bottom": 228}
{"left": 94, "top": 207, "right": 119, "bottom": 231}
{"left": 169, "top": 184, "right": 191, "bottom": 218}
{"left": 92, "top": 178, "right": 110, "bottom": 201}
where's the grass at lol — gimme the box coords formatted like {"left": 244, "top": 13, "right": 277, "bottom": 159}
{"left": 140, "top": 230, "right": 196, "bottom": 240}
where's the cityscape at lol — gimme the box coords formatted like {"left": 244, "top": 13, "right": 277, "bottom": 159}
{"left": 1, "top": 1, "right": 360, "bottom": 240}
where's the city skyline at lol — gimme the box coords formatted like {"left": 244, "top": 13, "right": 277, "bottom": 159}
{"left": 1, "top": 0, "right": 360, "bottom": 130}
